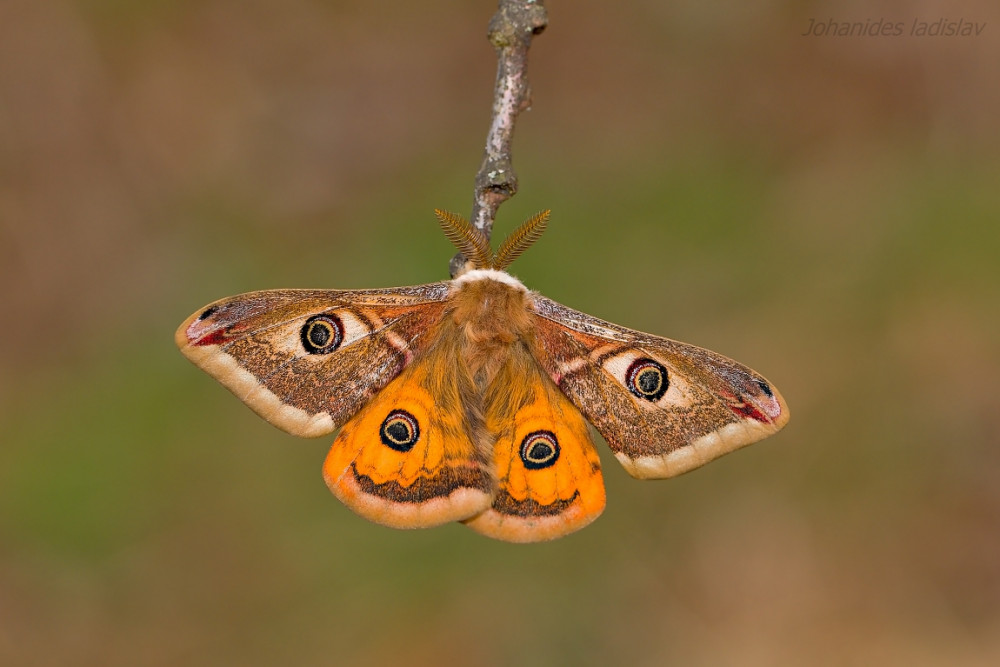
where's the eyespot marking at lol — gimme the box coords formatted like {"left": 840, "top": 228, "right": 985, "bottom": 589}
{"left": 300, "top": 314, "right": 343, "bottom": 354}
{"left": 755, "top": 380, "right": 773, "bottom": 397}
{"left": 625, "top": 358, "right": 669, "bottom": 401}
{"left": 380, "top": 409, "right": 420, "bottom": 452}
{"left": 520, "top": 430, "right": 560, "bottom": 470}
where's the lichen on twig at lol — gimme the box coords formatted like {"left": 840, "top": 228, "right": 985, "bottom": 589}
{"left": 450, "top": 0, "right": 548, "bottom": 277}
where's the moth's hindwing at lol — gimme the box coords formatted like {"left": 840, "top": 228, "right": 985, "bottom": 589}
{"left": 530, "top": 294, "right": 790, "bottom": 479}
{"left": 464, "top": 346, "right": 605, "bottom": 542}
{"left": 175, "top": 285, "right": 450, "bottom": 437}
{"left": 322, "top": 327, "right": 495, "bottom": 527}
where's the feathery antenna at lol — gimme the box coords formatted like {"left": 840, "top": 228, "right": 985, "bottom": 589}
{"left": 491, "top": 210, "right": 550, "bottom": 270}
{"left": 435, "top": 209, "right": 492, "bottom": 269}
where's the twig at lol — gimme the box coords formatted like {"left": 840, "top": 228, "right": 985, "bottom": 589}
{"left": 451, "top": 0, "right": 548, "bottom": 277}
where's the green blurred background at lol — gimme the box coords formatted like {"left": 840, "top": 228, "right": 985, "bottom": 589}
{"left": 2, "top": 1, "right": 998, "bottom": 665}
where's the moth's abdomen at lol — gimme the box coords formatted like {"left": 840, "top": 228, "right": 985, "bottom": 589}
{"left": 448, "top": 272, "right": 536, "bottom": 384}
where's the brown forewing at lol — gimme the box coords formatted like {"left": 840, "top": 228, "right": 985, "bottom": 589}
{"left": 528, "top": 294, "right": 789, "bottom": 477}
{"left": 176, "top": 284, "right": 451, "bottom": 436}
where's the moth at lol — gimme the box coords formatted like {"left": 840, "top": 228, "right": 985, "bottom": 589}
{"left": 176, "top": 210, "right": 789, "bottom": 542}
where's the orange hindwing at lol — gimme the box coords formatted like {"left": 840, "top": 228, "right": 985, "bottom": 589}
{"left": 464, "top": 348, "right": 606, "bottom": 542}
{"left": 322, "top": 331, "right": 494, "bottom": 528}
